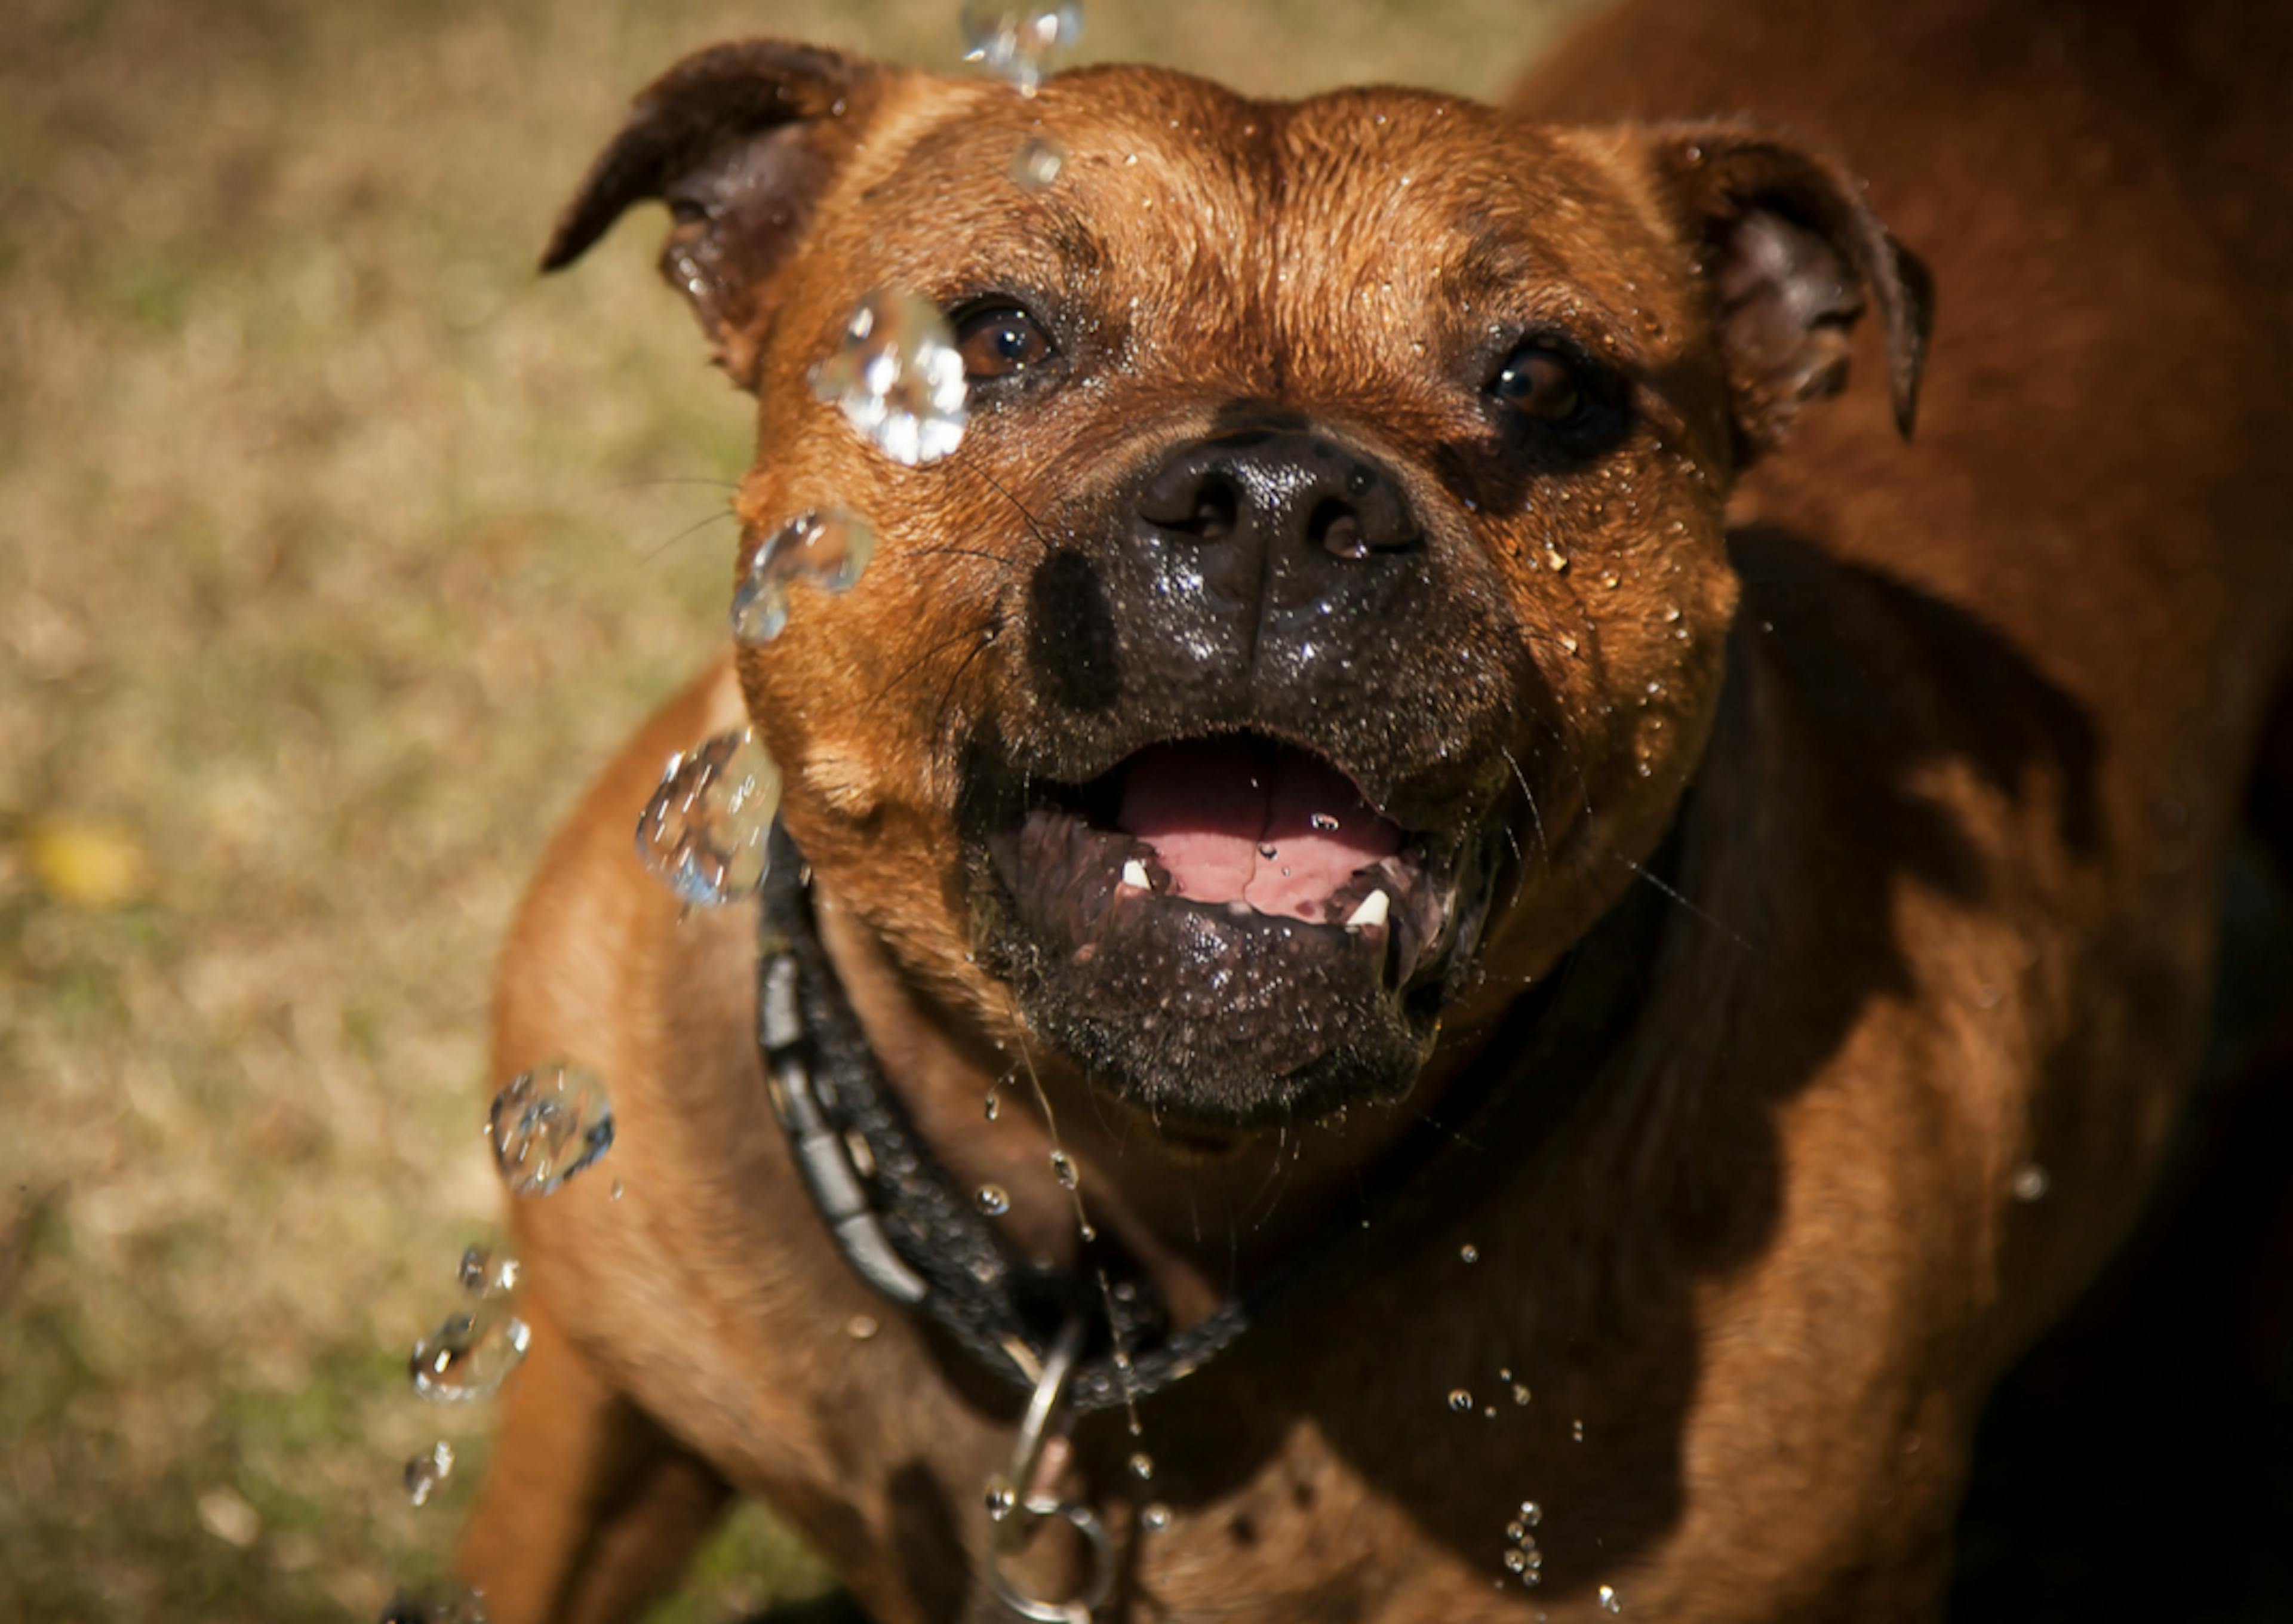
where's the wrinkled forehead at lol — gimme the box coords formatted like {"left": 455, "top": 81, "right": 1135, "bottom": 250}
{"left": 806, "top": 66, "right": 1683, "bottom": 370}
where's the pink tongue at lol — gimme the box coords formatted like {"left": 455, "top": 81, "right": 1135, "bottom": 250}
{"left": 1115, "top": 739, "right": 1401, "bottom": 919}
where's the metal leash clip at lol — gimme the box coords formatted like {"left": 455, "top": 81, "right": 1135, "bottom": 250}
{"left": 984, "top": 1318, "right": 1116, "bottom": 1623}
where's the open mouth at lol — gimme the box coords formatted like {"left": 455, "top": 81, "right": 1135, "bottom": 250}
{"left": 985, "top": 733, "right": 1492, "bottom": 1004}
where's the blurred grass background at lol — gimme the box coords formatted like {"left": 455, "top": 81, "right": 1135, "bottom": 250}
{"left": 0, "top": 1, "right": 1597, "bottom": 1618}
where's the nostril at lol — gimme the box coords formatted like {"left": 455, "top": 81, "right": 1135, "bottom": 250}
{"left": 1190, "top": 476, "right": 1240, "bottom": 539}
{"left": 1310, "top": 499, "right": 1367, "bottom": 560}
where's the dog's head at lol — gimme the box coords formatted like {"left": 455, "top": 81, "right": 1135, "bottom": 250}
{"left": 546, "top": 43, "right": 1929, "bottom": 1133}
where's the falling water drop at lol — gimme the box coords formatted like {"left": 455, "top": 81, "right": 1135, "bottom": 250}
{"left": 1512, "top": 1382, "right": 1532, "bottom": 1406}
{"left": 634, "top": 730, "right": 779, "bottom": 906}
{"left": 410, "top": 1300, "right": 531, "bottom": 1402}
{"left": 960, "top": 2, "right": 1084, "bottom": 93}
{"left": 1504, "top": 1549, "right": 1528, "bottom": 1574}
{"left": 1448, "top": 1389, "right": 1474, "bottom": 1413}
{"left": 1519, "top": 1500, "right": 1543, "bottom": 1526}
{"left": 1572, "top": 1418, "right": 1586, "bottom": 1442}
{"left": 402, "top": 1441, "right": 456, "bottom": 1507}
{"left": 456, "top": 1245, "right": 517, "bottom": 1299}
{"left": 731, "top": 509, "right": 878, "bottom": 644}
{"left": 811, "top": 288, "right": 967, "bottom": 464}
{"left": 487, "top": 1063, "right": 615, "bottom": 1197}
{"left": 1127, "top": 1451, "right": 1155, "bottom": 1481}
{"left": 1010, "top": 136, "right": 1067, "bottom": 189}
{"left": 1459, "top": 1243, "right": 1480, "bottom": 1264}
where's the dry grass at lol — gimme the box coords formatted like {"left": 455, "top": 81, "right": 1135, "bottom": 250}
{"left": 0, "top": 1, "right": 1595, "bottom": 1617}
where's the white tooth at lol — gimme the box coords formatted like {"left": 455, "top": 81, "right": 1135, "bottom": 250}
{"left": 1345, "top": 890, "right": 1391, "bottom": 930}
{"left": 1120, "top": 859, "right": 1151, "bottom": 891}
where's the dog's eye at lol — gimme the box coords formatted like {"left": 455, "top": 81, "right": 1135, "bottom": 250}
{"left": 954, "top": 305, "right": 1054, "bottom": 380}
{"left": 1490, "top": 345, "right": 1582, "bottom": 422}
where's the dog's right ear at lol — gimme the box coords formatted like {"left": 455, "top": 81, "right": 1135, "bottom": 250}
{"left": 542, "top": 41, "right": 884, "bottom": 389}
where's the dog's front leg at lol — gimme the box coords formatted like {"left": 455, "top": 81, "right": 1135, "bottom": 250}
{"left": 456, "top": 1293, "right": 731, "bottom": 1623}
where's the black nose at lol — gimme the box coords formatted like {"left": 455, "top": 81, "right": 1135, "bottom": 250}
{"left": 1136, "top": 428, "right": 1421, "bottom": 561}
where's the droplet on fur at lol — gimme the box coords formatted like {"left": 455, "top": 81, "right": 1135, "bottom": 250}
{"left": 1141, "top": 1502, "right": 1172, "bottom": 1532}
{"left": 976, "top": 1184, "right": 1011, "bottom": 1216}
{"left": 1049, "top": 1149, "right": 1078, "bottom": 1189}
{"left": 811, "top": 288, "right": 967, "bottom": 463}
{"left": 635, "top": 730, "right": 780, "bottom": 906}
{"left": 2011, "top": 1163, "right": 2050, "bottom": 1202}
{"left": 487, "top": 1063, "right": 614, "bottom": 1197}
{"left": 410, "top": 1300, "right": 531, "bottom": 1402}
{"left": 1600, "top": 1584, "right": 1624, "bottom": 1613}
{"left": 731, "top": 509, "right": 877, "bottom": 644}
{"left": 1011, "top": 136, "right": 1067, "bottom": 189}
{"left": 985, "top": 1475, "right": 1019, "bottom": 1521}
{"left": 847, "top": 1314, "right": 880, "bottom": 1340}
{"left": 402, "top": 1441, "right": 456, "bottom": 1507}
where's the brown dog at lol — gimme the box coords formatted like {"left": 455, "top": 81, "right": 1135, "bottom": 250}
{"left": 459, "top": 1, "right": 2293, "bottom": 1619}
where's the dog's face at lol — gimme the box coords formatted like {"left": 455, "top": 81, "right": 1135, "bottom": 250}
{"left": 549, "top": 45, "right": 1927, "bottom": 1132}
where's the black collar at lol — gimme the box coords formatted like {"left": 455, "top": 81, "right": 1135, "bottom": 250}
{"left": 755, "top": 821, "right": 1669, "bottom": 1413}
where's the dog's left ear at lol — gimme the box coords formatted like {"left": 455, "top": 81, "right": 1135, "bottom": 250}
{"left": 541, "top": 41, "right": 886, "bottom": 388}
{"left": 1636, "top": 122, "right": 1934, "bottom": 461}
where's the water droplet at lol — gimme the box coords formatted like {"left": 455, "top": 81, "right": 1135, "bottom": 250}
{"left": 456, "top": 1245, "right": 517, "bottom": 1299}
{"left": 976, "top": 1183, "right": 1011, "bottom": 1216}
{"left": 1257, "top": 843, "right": 1278, "bottom": 860}
{"left": 1504, "top": 1549, "right": 1527, "bottom": 1573}
{"left": 2011, "top": 1164, "right": 2050, "bottom": 1202}
{"left": 811, "top": 288, "right": 967, "bottom": 465}
{"left": 1459, "top": 1243, "right": 1479, "bottom": 1263}
{"left": 983, "top": 1090, "right": 1001, "bottom": 1121}
{"left": 379, "top": 1580, "right": 488, "bottom": 1623}
{"left": 1512, "top": 1382, "right": 1532, "bottom": 1406}
{"left": 1662, "top": 605, "right": 1682, "bottom": 622}
{"left": 635, "top": 730, "right": 780, "bottom": 906}
{"left": 1448, "top": 1389, "right": 1474, "bottom": 1413}
{"left": 1141, "top": 1502, "right": 1172, "bottom": 1532}
{"left": 1049, "top": 1149, "right": 1078, "bottom": 1189}
{"left": 985, "top": 1475, "right": 1019, "bottom": 1520}
{"left": 1010, "top": 136, "right": 1066, "bottom": 189}
{"left": 1601, "top": 571, "right": 1622, "bottom": 590}
{"left": 1599, "top": 1583, "right": 1623, "bottom": 1613}
{"left": 1309, "top": 812, "right": 1340, "bottom": 832}
{"left": 487, "top": 1063, "right": 615, "bottom": 1196}
{"left": 1542, "top": 546, "right": 1569, "bottom": 573}
{"left": 1572, "top": 1418, "right": 1585, "bottom": 1442}
{"left": 610, "top": 1180, "right": 624, "bottom": 1201}
{"left": 1519, "top": 1500, "right": 1542, "bottom": 1525}
{"left": 410, "top": 1300, "right": 531, "bottom": 1402}
{"left": 847, "top": 1313, "right": 880, "bottom": 1340}
{"left": 402, "top": 1441, "right": 456, "bottom": 1507}
{"left": 1558, "top": 634, "right": 1579, "bottom": 654}
{"left": 731, "top": 509, "right": 878, "bottom": 644}
{"left": 960, "top": 2, "right": 1083, "bottom": 94}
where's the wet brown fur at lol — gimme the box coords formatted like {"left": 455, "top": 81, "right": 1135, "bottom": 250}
{"left": 462, "top": 2, "right": 2293, "bottom": 1619}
